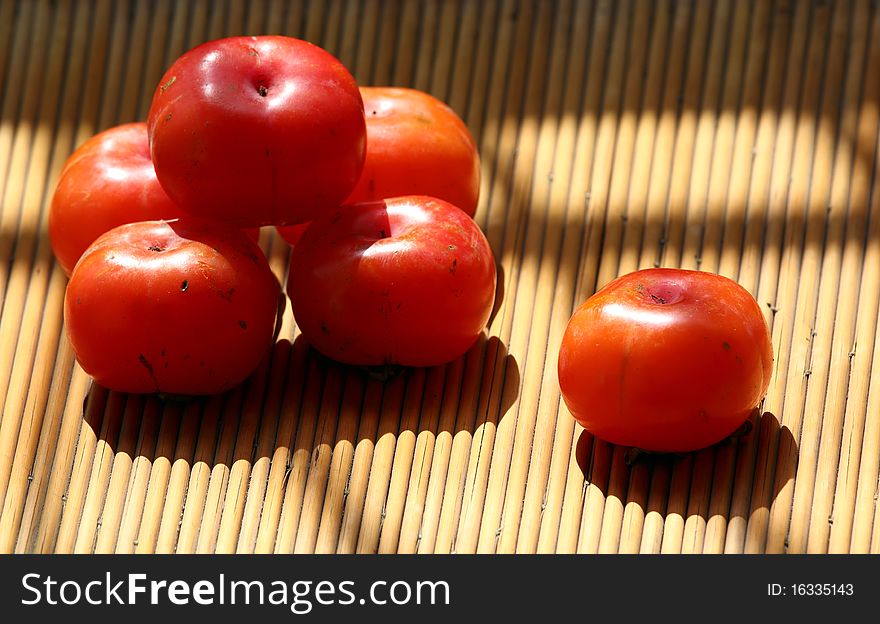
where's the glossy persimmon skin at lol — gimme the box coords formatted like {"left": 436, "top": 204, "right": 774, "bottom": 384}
{"left": 49, "top": 123, "right": 184, "bottom": 276}
{"left": 344, "top": 87, "right": 480, "bottom": 217}
{"left": 558, "top": 268, "right": 773, "bottom": 453}
{"left": 287, "top": 196, "right": 496, "bottom": 367}
{"left": 64, "top": 219, "right": 281, "bottom": 395}
{"left": 147, "top": 36, "right": 366, "bottom": 227}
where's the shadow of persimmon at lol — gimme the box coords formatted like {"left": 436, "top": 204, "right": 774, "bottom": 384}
{"left": 572, "top": 410, "right": 797, "bottom": 548}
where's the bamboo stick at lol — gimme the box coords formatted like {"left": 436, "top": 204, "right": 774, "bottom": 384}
{"left": 417, "top": 3, "right": 500, "bottom": 555}
{"left": 576, "top": 439, "right": 613, "bottom": 553}
{"left": 352, "top": 0, "right": 382, "bottom": 83}
{"left": 765, "top": 0, "right": 848, "bottom": 554}
{"left": 253, "top": 338, "right": 310, "bottom": 553}
{"left": 313, "top": 372, "right": 366, "bottom": 553}
{"left": 833, "top": 25, "right": 880, "bottom": 554}
{"left": 0, "top": 1, "right": 17, "bottom": 102}
{"left": 0, "top": 0, "right": 36, "bottom": 207}
{"left": 184, "top": 0, "right": 209, "bottom": 47}
{"left": 597, "top": 446, "right": 636, "bottom": 554}
{"left": 352, "top": 374, "right": 406, "bottom": 553}
{"left": 457, "top": 0, "right": 552, "bottom": 555}
{"left": 522, "top": 0, "right": 596, "bottom": 555}
{"left": 92, "top": 395, "right": 146, "bottom": 553}
{"left": 634, "top": 0, "right": 693, "bottom": 271}
{"left": 723, "top": 0, "right": 797, "bottom": 554}
{"left": 621, "top": 0, "right": 685, "bottom": 274}
{"left": 742, "top": 0, "right": 816, "bottom": 554}
{"left": 226, "top": 0, "right": 247, "bottom": 38}
{"left": 317, "top": 0, "right": 344, "bottom": 58}
{"left": 175, "top": 394, "right": 224, "bottom": 553}
{"left": 91, "top": 0, "right": 137, "bottom": 133}
{"left": 71, "top": 391, "right": 127, "bottom": 552}
{"left": 425, "top": 0, "right": 457, "bottom": 98}
{"left": 540, "top": 0, "right": 614, "bottom": 554}
{"left": 111, "top": 398, "right": 162, "bottom": 553}
{"left": 366, "top": 0, "right": 403, "bottom": 87}
{"left": 335, "top": 378, "right": 387, "bottom": 552}
{"left": 701, "top": 0, "right": 764, "bottom": 277}
{"left": 212, "top": 354, "right": 275, "bottom": 553}
{"left": 411, "top": 0, "right": 440, "bottom": 91}
{"left": 489, "top": 0, "right": 575, "bottom": 555}
{"left": 152, "top": 401, "right": 203, "bottom": 553}
{"left": 335, "top": 0, "right": 363, "bottom": 75}
{"left": 429, "top": 0, "right": 520, "bottom": 554}
{"left": 376, "top": 369, "right": 428, "bottom": 553}
{"left": 0, "top": 1, "right": 59, "bottom": 496}
{"left": 266, "top": 0, "right": 287, "bottom": 34}
{"left": 113, "top": 0, "right": 157, "bottom": 124}
{"left": 697, "top": 0, "right": 773, "bottom": 554}
{"left": 206, "top": 0, "right": 228, "bottom": 41}
{"left": 194, "top": 386, "right": 247, "bottom": 553}
{"left": 273, "top": 355, "right": 331, "bottom": 552}
{"left": 858, "top": 296, "right": 880, "bottom": 551}
{"left": 658, "top": 454, "right": 693, "bottom": 553}
{"left": 568, "top": 0, "right": 633, "bottom": 555}
{"left": 133, "top": 402, "right": 184, "bottom": 554}
{"left": 234, "top": 341, "right": 293, "bottom": 553}
{"left": 802, "top": 0, "right": 871, "bottom": 553}
{"left": 282, "top": 0, "right": 305, "bottom": 38}
{"left": 660, "top": 0, "right": 729, "bottom": 271}
{"left": 680, "top": 450, "right": 715, "bottom": 554}
{"left": 291, "top": 364, "right": 346, "bottom": 553}
{"left": 301, "top": 0, "right": 327, "bottom": 49}
{"left": 451, "top": 0, "right": 498, "bottom": 150}
{"left": 413, "top": 356, "right": 466, "bottom": 554}
{"left": 14, "top": 336, "right": 80, "bottom": 552}
{"left": 53, "top": 384, "right": 108, "bottom": 552}
{"left": 244, "top": 0, "right": 268, "bottom": 35}
{"left": 395, "top": 366, "right": 446, "bottom": 553}
{"left": 638, "top": 459, "right": 672, "bottom": 553}
{"left": 0, "top": 0, "right": 94, "bottom": 551}
{"left": 618, "top": 462, "right": 651, "bottom": 553}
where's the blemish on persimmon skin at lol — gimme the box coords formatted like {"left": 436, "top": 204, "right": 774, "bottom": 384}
{"left": 650, "top": 293, "right": 667, "bottom": 304}
{"left": 635, "top": 281, "right": 684, "bottom": 306}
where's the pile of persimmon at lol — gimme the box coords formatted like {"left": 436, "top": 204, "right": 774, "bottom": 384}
{"left": 52, "top": 35, "right": 493, "bottom": 396}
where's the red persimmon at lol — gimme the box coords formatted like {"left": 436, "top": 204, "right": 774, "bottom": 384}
{"left": 344, "top": 87, "right": 481, "bottom": 216}
{"left": 147, "top": 35, "right": 366, "bottom": 228}
{"left": 64, "top": 219, "right": 281, "bottom": 395}
{"left": 287, "top": 196, "right": 496, "bottom": 367}
{"left": 557, "top": 268, "right": 773, "bottom": 453}
{"left": 49, "top": 122, "right": 183, "bottom": 275}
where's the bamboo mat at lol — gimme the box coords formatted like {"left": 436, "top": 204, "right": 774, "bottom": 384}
{"left": 0, "top": 0, "right": 878, "bottom": 555}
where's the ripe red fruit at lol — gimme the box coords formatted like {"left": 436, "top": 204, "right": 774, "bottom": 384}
{"left": 558, "top": 268, "right": 773, "bottom": 453}
{"left": 147, "top": 35, "right": 367, "bottom": 228}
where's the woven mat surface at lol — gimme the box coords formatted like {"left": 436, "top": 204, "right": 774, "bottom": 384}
{"left": 1, "top": 0, "right": 879, "bottom": 554}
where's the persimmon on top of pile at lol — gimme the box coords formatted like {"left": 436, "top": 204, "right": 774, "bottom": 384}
{"left": 147, "top": 35, "right": 367, "bottom": 228}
